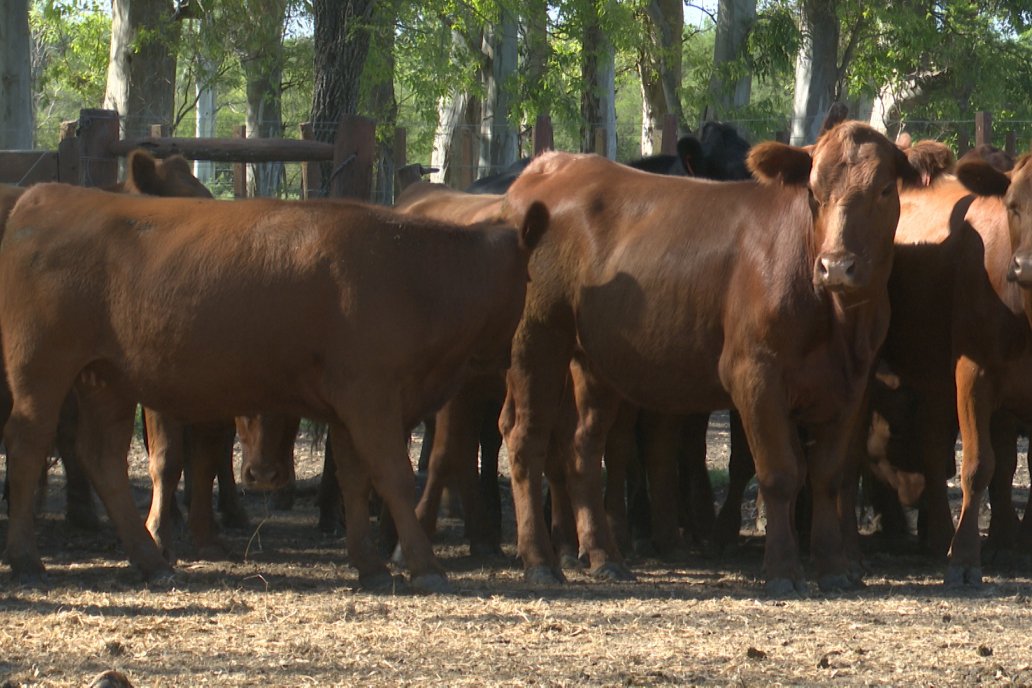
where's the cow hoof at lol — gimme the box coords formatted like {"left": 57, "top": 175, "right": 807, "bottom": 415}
{"left": 391, "top": 544, "right": 406, "bottom": 567}
{"left": 764, "top": 577, "right": 806, "bottom": 597}
{"left": 559, "top": 552, "right": 585, "bottom": 571}
{"left": 817, "top": 573, "right": 862, "bottom": 592}
{"left": 944, "top": 565, "right": 983, "bottom": 588}
{"left": 359, "top": 571, "right": 403, "bottom": 592}
{"left": 589, "top": 561, "right": 636, "bottom": 582}
{"left": 144, "top": 566, "right": 177, "bottom": 589}
{"left": 524, "top": 565, "right": 565, "bottom": 585}
{"left": 410, "top": 573, "right": 452, "bottom": 594}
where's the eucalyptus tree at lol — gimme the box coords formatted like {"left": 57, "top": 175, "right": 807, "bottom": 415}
{"left": 1, "top": 0, "right": 34, "bottom": 149}
{"left": 104, "top": 0, "right": 184, "bottom": 138}
{"left": 637, "top": 0, "right": 684, "bottom": 153}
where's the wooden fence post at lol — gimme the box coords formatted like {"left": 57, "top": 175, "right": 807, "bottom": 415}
{"left": 533, "top": 114, "right": 553, "bottom": 156}
{"left": 593, "top": 127, "right": 607, "bottom": 156}
{"left": 331, "top": 114, "right": 375, "bottom": 200}
{"left": 975, "top": 111, "right": 992, "bottom": 147}
{"left": 299, "top": 122, "right": 321, "bottom": 199}
{"left": 958, "top": 129, "right": 971, "bottom": 156}
{"left": 57, "top": 120, "right": 80, "bottom": 184}
{"left": 77, "top": 108, "right": 119, "bottom": 187}
{"left": 150, "top": 124, "right": 169, "bottom": 138}
{"left": 660, "top": 113, "right": 678, "bottom": 155}
{"left": 233, "top": 125, "right": 247, "bottom": 198}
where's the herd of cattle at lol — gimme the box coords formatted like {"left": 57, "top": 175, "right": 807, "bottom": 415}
{"left": 1, "top": 106, "right": 1031, "bottom": 596}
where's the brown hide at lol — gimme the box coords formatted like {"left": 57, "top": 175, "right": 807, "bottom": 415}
{"left": 1, "top": 185, "right": 546, "bottom": 588}
{"left": 884, "top": 174, "right": 1031, "bottom": 583}
{"left": 502, "top": 122, "right": 918, "bottom": 591}
{"left": 393, "top": 183, "right": 510, "bottom": 553}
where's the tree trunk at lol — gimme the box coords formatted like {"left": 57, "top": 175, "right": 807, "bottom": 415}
{"left": 104, "top": 0, "right": 180, "bottom": 139}
{"left": 0, "top": 0, "right": 33, "bottom": 149}
{"left": 524, "top": 0, "right": 549, "bottom": 129}
{"left": 479, "top": 6, "right": 519, "bottom": 175}
{"left": 361, "top": 1, "right": 399, "bottom": 204}
{"left": 431, "top": 26, "right": 482, "bottom": 186}
{"left": 791, "top": 0, "right": 839, "bottom": 145}
{"left": 194, "top": 72, "right": 216, "bottom": 185}
{"left": 241, "top": 0, "right": 287, "bottom": 197}
{"left": 639, "top": 0, "right": 684, "bottom": 154}
{"left": 581, "top": 1, "right": 617, "bottom": 158}
{"left": 710, "top": 0, "right": 756, "bottom": 117}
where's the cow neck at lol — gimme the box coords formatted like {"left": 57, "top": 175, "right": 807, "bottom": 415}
{"left": 822, "top": 278, "right": 890, "bottom": 385}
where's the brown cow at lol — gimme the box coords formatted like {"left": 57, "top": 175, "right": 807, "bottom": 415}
{"left": 501, "top": 122, "right": 919, "bottom": 593}
{"left": 393, "top": 183, "right": 509, "bottom": 553}
{"left": 0, "top": 185, "right": 547, "bottom": 590}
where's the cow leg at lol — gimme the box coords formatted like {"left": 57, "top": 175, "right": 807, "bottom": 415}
{"left": 343, "top": 403, "right": 448, "bottom": 592}
{"left": 545, "top": 417, "right": 580, "bottom": 570}
{"left": 216, "top": 445, "right": 249, "bottom": 529}
{"left": 567, "top": 357, "right": 632, "bottom": 580}
{"left": 318, "top": 435, "right": 343, "bottom": 534}
{"left": 603, "top": 404, "right": 638, "bottom": 553}
{"left": 915, "top": 393, "right": 959, "bottom": 557}
{"left": 502, "top": 321, "right": 576, "bottom": 585}
{"left": 184, "top": 422, "right": 236, "bottom": 559}
{"left": 144, "top": 410, "right": 185, "bottom": 561}
{"left": 3, "top": 390, "right": 66, "bottom": 581}
{"left": 476, "top": 394, "right": 504, "bottom": 554}
{"left": 838, "top": 422, "right": 867, "bottom": 578}
{"left": 712, "top": 411, "right": 755, "bottom": 552}
{"left": 948, "top": 356, "right": 996, "bottom": 586}
{"left": 55, "top": 395, "right": 100, "bottom": 530}
{"left": 638, "top": 410, "right": 689, "bottom": 559}
{"left": 729, "top": 368, "right": 805, "bottom": 594}
{"left": 801, "top": 415, "right": 861, "bottom": 591}
{"left": 329, "top": 423, "right": 389, "bottom": 588}
{"left": 75, "top": 391, "right": 171, "bottom": 582}
{"left": 679, "top": 413, "right": 715, "bottom": 548}
{"left": 985, "top": 411, "right": 1020, "bottom": 558}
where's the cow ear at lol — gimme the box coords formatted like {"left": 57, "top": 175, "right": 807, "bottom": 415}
{"left": 893, "top": 146, "right": 923, "bottom": 188}
{"left": 956, "top": 159, "right": 1011, "bottom": 197}
{"left": 518, "top": 201, "right": 549, "bottom": 253}
{"left": 127, "top": 149, "right": 161, "bottom": 194}
{"left": 747, "top": 142, "right": 812, "bottom": 186}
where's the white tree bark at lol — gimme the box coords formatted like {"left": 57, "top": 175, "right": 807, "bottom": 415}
{"left": 639, "top": 0, "right": 684, "bottom": 155}
{"left": 104, "top": 0, "right": 179, "bottom": 139}
{"left": 581, "top": 2, "right": 617, "bottom": 158}
{"left": 479, "top": 6, "right": 519, "bottom": 175}
{"left": 0, "top": 0, "right": 33, "bottom": 149}
{"left": 431, "top": 91, "right": 469, "bottom": 184}
{"left": 790, "top": 0, "right": 839, "bottom": 145}
{"left": 710, "top": 0, "right": 756, "bottom": 116}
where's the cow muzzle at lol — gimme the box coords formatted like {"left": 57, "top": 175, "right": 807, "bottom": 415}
{"left": 1007, "top": 253, "right": 1032, "bottom": 287}
{"left": 815, "top": 251, "right": 865, "bottom": 291}
{"left": 242, "top": 463, "right": 290, "bottom": 491}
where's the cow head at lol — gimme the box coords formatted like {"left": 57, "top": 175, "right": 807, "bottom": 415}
{"left": 236, "top": 414, "right": 298, "bottom": 491}
{"left": 956, "top": 154, "right": 1032, "bottom": 287}
{"left": 123, "top": 149, "right": 214, "bottom": 199}
{"left": 748, "top": 121, "right": 920, "bottom": 295}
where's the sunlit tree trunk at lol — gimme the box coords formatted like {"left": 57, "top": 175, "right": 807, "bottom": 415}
{"left": 581, "top": 1, "right": 616, "bottom": 158}
{"left": 710, "top": 0, "right": 756, "bottom": 118}
{"left": 639, "top": 0, "right": 684, "bottom": 154}
{"left": 479, "top": 5, "right": 518, "bottom": 175}
{"left": 104, "top": 0, "right": 180, "bottom": 138}
{"left": 0, "top": 0, "right": 33, "bottom": 149}
{"left": 242, "top": 0, "right": 287, "bottom": 197}
{"left": 791, "top": 0, "right": 838, "bottom": 144}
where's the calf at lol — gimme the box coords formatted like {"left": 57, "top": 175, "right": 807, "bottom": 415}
{"left": 0, "top": 186, "right": 547, "bottom": 590}
{"left": 501, "top": 122, "right": 918, "bottom": 592}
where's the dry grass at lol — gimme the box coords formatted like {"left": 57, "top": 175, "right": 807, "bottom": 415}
{"left": 2, "top": 417, "right": 1032, "bottom": 687}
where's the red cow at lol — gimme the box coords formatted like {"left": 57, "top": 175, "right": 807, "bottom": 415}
{"left": 501, "top": 122, "right": 919, "bottom": 593}
{"left": 0, "top": 185, "right": 547, "bottom": 591}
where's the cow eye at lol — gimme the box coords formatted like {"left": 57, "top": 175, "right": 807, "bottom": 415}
{"left": 881, "top": 183, "right": 895, "bottom": 198}
{"left": 1009, "top": 202, "right": 1021, "bottom": 217}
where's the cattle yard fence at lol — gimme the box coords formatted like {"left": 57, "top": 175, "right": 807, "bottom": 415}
{"left": 0, "top": 109, "right": 1026, "bottom": 201}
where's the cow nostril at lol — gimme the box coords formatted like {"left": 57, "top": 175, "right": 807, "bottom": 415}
{"left": 844, "top": 261, "right": 856, "bottom": 277}
{"left": 818, "top": 259, "right": 830, "bottom": 276}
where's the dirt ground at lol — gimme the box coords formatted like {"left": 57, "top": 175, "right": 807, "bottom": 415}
{"left": 2, "top": 414, "right": 1032, "bottom": 687}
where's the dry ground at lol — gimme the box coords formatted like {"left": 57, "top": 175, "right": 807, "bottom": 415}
{"left": 2, "top": 414, "right": 1032, "bottom": 687}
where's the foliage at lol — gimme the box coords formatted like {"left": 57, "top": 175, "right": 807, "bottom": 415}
{"left": 30, "top": 0, "right": 110, "bottom": 148}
